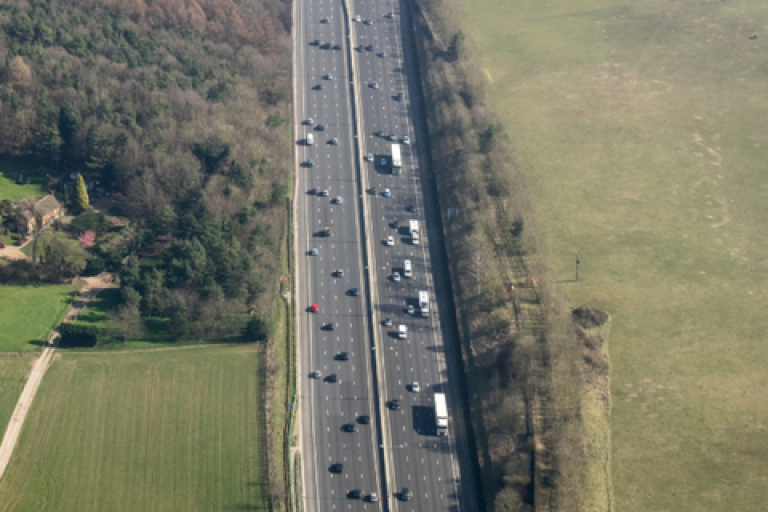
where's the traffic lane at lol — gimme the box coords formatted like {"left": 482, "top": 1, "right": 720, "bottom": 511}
{"left": 357, "top": 60, "right": 461, "bottom": 512}
{"left": 300, "top": 19, "right": 381, "bottom": 512}
{"left": 298, "top": 0, "right": 381, "bottom": 509}
{"left": 352, "top": 4, "right": 472, "bottom": 512}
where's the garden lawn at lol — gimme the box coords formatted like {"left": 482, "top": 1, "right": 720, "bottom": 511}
{"left": 0, "top": 345, "right": 268, "bottom": 512}
{"left": 460, "top": 0, "right": 768, "bottom": 510}
{"left": 0, "top": 158, "right": 46, "bottom": 202}
{"left": 0, "top": 284, "right": 76, "bottom": 351}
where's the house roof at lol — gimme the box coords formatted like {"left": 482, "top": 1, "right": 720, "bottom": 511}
{"left": 14, "top": 194, "right": 61, "bottom": 222}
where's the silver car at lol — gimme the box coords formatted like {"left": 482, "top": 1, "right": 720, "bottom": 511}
{"left": 334, "top": 196, "right": 343, "bottom": 204}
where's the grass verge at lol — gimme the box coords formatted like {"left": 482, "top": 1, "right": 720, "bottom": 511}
{"left": 0, "top": 345, "right": 269, "bottom": 512}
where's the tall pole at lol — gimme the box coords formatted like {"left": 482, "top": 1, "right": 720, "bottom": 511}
{"left": 575, "top": 251, "right": 580, "bottom": 282}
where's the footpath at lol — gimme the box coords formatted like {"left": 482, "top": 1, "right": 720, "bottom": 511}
{"left": 0, "top": 273, "right": 117, "bottom": 481}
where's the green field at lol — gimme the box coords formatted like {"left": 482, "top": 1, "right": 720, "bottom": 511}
{"left": 0, "top": 285, "right": 76, "bottom": 352}
{"left": 460, "top": 0, "right": 768, "bottom": 510}
{"left": 0, "top": 345, "right": 267, "bottom": 511}
{"left": 0, "top": 356, "right": 34, "bottom": 440}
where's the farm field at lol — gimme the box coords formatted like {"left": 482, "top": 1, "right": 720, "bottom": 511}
{"left": 0, "top": 357, "right": 34, "bottom": 442}
{"left": 0, "top": 345, "right": 267, "bottom": 512}
{"left": 459, "top": 0, "right": 768, "bottom": 510}
{"left": 0, "top": 284, "right": 75, "bottom": 352}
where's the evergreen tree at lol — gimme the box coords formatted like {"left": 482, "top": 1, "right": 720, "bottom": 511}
{"left": 74, "top": 173, "right": 89, "bottom": 212}
{"left": 84, "top": 124, "right": 109, "bottom": 170}
{"left": 58, "top": 105, "right": 81, "bottom": 157}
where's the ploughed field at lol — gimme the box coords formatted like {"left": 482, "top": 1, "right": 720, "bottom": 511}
{"left": 460, "top": 0, "right": 768, "bottom": 510}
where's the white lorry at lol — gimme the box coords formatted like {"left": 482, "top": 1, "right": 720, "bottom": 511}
{"left": 418, "top": 290, "right": 429, "bottom": 317}
{"left": 409, "top": 219, "right": 420, "bottom": 245}
{"left": 434, "top": 393, "right": 448, "bottom": 436}
{"left": 306, "top": 133, "right": 314, "bottom": 146}
{"left": 391, "top": 143, "right": 402, "bottom": 174}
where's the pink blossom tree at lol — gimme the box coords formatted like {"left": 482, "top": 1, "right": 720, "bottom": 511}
{"left": 78, "top": 230, "right": 96, "bottom": 249}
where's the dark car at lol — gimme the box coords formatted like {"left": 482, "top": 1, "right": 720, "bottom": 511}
{"left": 365, "top": 44, "right": 375, "bottom": 51}
{"left": 333, "top": 43, "right": 342, "bottom": 50}
{"left": 400, "top": 488, "right": 412, "bottom": 501}
{"left": 317, "top": 124, "right": 326, "bottom": 131}
{"left": 322, "top": 323, "right": 335, "bottom": 331}
{"left": 336, "top": 352, "right": 349, "bottom": 361}
{"left": 349, "top": 288, "right": 360, "bottom": 296}
{"left": 331, "top": 463, "right": 344, "bottom": 473}
{"left": 311, "top": 39, "right": 320, "bottom": 45}
{"left": 309, "top": 187, "right": 318, "bottom": 195}
{"left": 349, "top": 489, "right": 363, "bottom": 499}
{"left": 327, "top": 374, "right": 338, "bottom": 383}
{"left": 392, "top": 219, "right": 400, "bottom": 229}
{"left": 313, "top": 84, "right": 324, "bottom": 90}
{"left": 335, "top": 269, "right": 344, "bottom": 277}
{"left": 407, "top": 204, "right": 417, "bottom": 212}
{"left": 343, "top": 423, "right": 358, "bottom": 433}
{"left": 358, "top": 414, "right": 371, "bottom": 424}
{"left": 390, "top": 399, "right": 401, "bottom": 410}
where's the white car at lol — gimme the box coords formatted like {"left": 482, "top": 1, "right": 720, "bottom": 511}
{"left": 398, "top": 325, "right": 407, "bottom": 339}
{"left": 386, "top": 236, "right": 395, "bottom": 246}
{"left": 411, "top": 381, "right": 420, "bottom": 392}
{"left": 334, "top": 196, "right": 343, "bottom": 204}
{"left": 355, "top": 14, "right": 361, "bottom": 22}
{"left": 392, "top": 271, "right": 400, "bottom": 282}
{"left": 403, "top": 135, "right": 410, "bottom": 145}
{"left": 313, "top": 370, "right": 322, "bottom": 378}
{"left": 366, "top": 153, "right": 374, "bottom": 162}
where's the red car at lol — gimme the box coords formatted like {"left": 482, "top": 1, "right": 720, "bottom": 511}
{"left": 0, "top": 242, "right": 5, "bottom": 249}
{"left": 311, "top": 304, "right": 319, "bottom": 313}
{"left": 17, "top": 238, "right": 27, "bottom": 246}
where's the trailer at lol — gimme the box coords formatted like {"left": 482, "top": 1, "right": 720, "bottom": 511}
{"left": 391, "top": 144, "right": 402, "bottom": 174}
{"left": 419, "top": 290, "right": 429, "bottom": 317}
{"left": 434, "top": 393, "right": 448, "bottom": 436}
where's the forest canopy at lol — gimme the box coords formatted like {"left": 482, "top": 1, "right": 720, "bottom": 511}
{"left": 0, "top": 0, "right": 292, "bottom": 342}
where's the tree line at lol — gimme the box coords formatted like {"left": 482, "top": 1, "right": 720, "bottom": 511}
{"left": 410, "top": 0, "right": 593, "bottom": 510}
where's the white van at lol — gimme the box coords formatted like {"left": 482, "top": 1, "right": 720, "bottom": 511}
{"left": 403, "top": 260, "right": 412, "bottom": 278}
{"left": 398, "top": 325, "right": 407, "bottom": 339}
{"left": 306, "top": 133, "right": 314, "bottom": 146}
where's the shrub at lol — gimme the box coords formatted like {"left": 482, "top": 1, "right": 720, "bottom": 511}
{"left": 58, "top": 323, "right": 101, "bottom": 347}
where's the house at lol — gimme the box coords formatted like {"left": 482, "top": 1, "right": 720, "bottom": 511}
{"left": 13, "top": 193, "right": 63, "bottom": 234}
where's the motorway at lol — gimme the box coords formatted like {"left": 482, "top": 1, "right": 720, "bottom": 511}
{"left": 295, "top": 0, "right": 479, "bottom": 510}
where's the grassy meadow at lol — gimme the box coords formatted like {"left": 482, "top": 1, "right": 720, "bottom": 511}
{"left": 459, "top": 0, "right": 768, "bottom": 510}
{"left": 0, "top": 284, "right": 76, "bottom": 352}
{"left": 0, "top": 345, "right": 267, "bottom": 512}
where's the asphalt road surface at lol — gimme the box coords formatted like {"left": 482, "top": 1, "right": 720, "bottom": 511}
{"left": 294, "top": 0, "right": 383, "bottom": 509}
{"left": 295, "top": 0, "right": 480, "bottom": 510}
